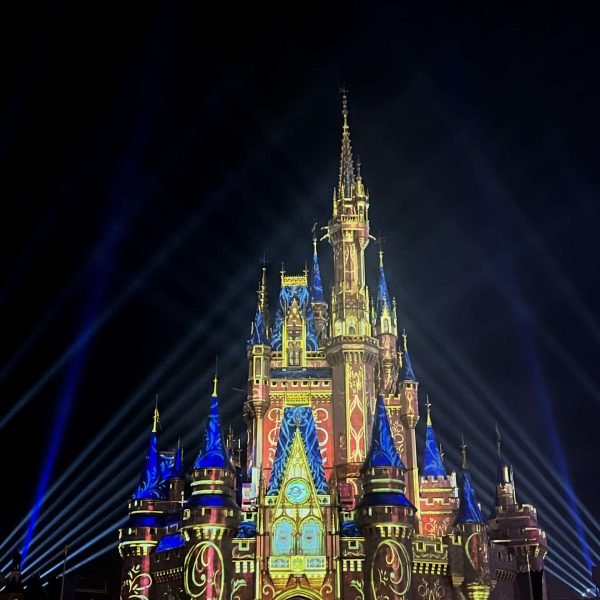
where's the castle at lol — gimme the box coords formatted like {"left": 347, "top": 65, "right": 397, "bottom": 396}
{"left": 118, "top": 94, "right": 548, "bottom": 600}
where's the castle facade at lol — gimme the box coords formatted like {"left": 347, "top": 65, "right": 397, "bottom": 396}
{"left": 118, "top": 95, "right": 548, "bottom": 600}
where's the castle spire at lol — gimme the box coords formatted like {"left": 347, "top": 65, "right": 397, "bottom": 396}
{"left": 495, "top": 424, "right": 517, "bottom": 506}
{"left": 455, "top": 436, "right": 484, "bottom": 523}
{"left": 359, "top": 395, "right": 412, "bottom": 510}
{"left": 248, "top": 268, "right": 269, "bottom": 346}
{"left": 173, "top": 437, "right": 184, "bottom": 478}
{"left": 422, "top": 397, "right": 447, "bottom": 477}
{"left": 364, "top": 395, "right": 405, "bottom": 469}
{"left": 194, "top": 374, "right": 230, "bottom": 469}
{"left": 152, "top": 394, "right": 160, "bottom": 433}
{"left": 310, "top": 230, "right": 325, "bottom": 303}
{"left": 132, "top": 405, "right": 165, "bottom": 499}
{"left": 337, "top": 86, "right": 356, "bottom": 200}
{"left": 258, "top": 260, "right": 270, "bottom": 333}
{"left": 400, "top": 329, "right": 416, "bottom": 381}
{"left": 376, "top": 250, "right": 392, "bottom": 323}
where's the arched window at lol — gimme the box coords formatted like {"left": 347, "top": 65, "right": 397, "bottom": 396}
{"left": 272, "top": 518, "right": 294, "bottom": 555}
{"left": 299, "top": 518, "right": 322, "bottom": 555}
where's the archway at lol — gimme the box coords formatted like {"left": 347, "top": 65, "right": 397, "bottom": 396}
{"left": 274, "top": 587, "right": 323, "bottom": 600}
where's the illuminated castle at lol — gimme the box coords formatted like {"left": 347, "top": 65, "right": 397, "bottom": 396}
{"left": 118, "top": 94, "right": 548, "bottom": 600}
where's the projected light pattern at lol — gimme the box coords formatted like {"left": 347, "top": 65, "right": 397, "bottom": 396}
{"left": 2, "top": 87, "right": 598, "bottom": 598}
{"left": 7, "top": 180, "right": 320, "bottom": 583}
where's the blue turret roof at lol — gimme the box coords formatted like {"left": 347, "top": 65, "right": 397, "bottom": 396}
{"left": 267, "top": 406, "right": 328, "bottom": 495}
{"left": 169, "top": 440, "right": 184, "bottom": 478}
{"left": 376, "top": 252, "right": 392, "bottom": 321}
{"left": 248, "top": 305, "right": 268, "bottom": 345}
{"left": 456, "top": 467, "right": 485, "bottom": 524}
{"left": 133, "top": 412, "right": 166, "bottom": 500}
{"left": 400, "top": 329, "right": 416, "bottom": 381}
{"left": 310, "top": 241, "right": 325, "bottom": 303}
{"left": 156, "top": 532, "right": 185, "bottom": 552}
{"left": 364, "top": 395, "right": 405, "bottom": 469}
{"left": 194, "top": 380, "right": 230, "bottom": 470}
{"left": 423, "top": 408, "right": 447, "bottom": 477}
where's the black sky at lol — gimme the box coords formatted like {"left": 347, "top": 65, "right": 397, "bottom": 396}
{"left": 1, "top": 3, "right": 599, "bottom": 585}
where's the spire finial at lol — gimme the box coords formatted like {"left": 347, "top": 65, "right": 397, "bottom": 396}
{"left": 312, "top": 222, "right": 318, "bottom": 255}
{"left": 337, "top": 85, "right": 355, "bottom": 199}
{"left": 402, "top": 328, "right": 408, "bottom": 352}
{"left": 341, "top": 84, "right": 349, "bottom": 126}
{"left": 496, "top": 422, "right": 502, "bottom": 458}
{"left": 425, "top": 394, "right": 432, "bottom": 426}
{"left": 152, "top": 394, "right": 160, "bottom": 433}
{"left": 375, "top": 233, "right": 386, "bottom": 268}
{"left": 227, "top": 425, "right": 234, "bottom": 450}
{"left": 356, "top": 155, "right": 362, "bottom": 179}
{"left": 212, "top": 358, "right": 218, "bottom": 397}
{"left": 460, "top": 434, "right": 468, "bottom": 469}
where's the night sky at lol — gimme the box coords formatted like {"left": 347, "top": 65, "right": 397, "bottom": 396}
{"left": 1, "top": 4, "right": 599, "bottom": 593}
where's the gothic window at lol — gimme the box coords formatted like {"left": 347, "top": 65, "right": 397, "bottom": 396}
{"left": 285, "top": 297, "right": 304, "bottom": 367}
{"left": 272, "top": 518, "right": 294, "bottom": 555}
{"left": 299, "top": 518, "right": 322, "bottom": 555}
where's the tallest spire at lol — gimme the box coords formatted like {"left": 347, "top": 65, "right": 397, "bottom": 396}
{"left": 338, "top": 86, "right": 356, "bottom": 200}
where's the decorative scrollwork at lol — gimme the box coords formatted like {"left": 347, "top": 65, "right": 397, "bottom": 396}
{"left": 350, "top": 579, "right": 365, "bottom": 600}
{"left": 121, "top": 564, "right": 152, "bottom": 600}
{"left": 184, "top": 541, "right": 224, "bottom": 600}
{"left": 230, "top": 577, "right": 247, "bottom": 600}
{"left": 390, "top": 419, "right": 405, "bottom": 455}
{"left": 423, "top": 516, "right": 450, "bottom": 538}
{"left": 313, "top": 406, "right": 330, "bottom": 465}
{"left": 465, "top": 532, "right": 489, "bottom": 583}
{"left": 371, "top": 539, "right": 411, "bottom": 600}
{"left": 417, "top": 577, "right": 445, "bottom": 600}
{"left": 261, "top": 579, "right": 276, "bottom": 599}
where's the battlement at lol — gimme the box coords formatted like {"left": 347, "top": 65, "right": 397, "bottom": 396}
{"left": 420, "top": 473, "right": 457, "bottom": 490}
{"left": 281, "top": 273, "right": 308, "bottom": 287}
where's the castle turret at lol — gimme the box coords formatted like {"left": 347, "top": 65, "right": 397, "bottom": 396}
{"left": 118, "top": 405, "right": 167, "bottom": 600}
{"left": 374, "top": 250, "right": 399, "bottom": 394}
{"left": 419, "top": 399, "right": 459, "bottom": 536}
{"left": 310, "top": 236, "right": 328, "bottom": 341}
{"left": 181, "top": 377, "right": 240, "bottom": 600}
{"left": 166, "top": 438, "right": 185, "bottom": 503}
{"left": 245, "top": 268, "right": 272, "bottom": 498}
{"left": 396, "top": 330, "right": 421, "bottom": 515}
{"left": 449, "top": 438, "right": 491, "bottom": 600}
{"left": 357, "top": 395, "right": 415, "bottom": 600}
{"left": 488, "top": 427, "right": 548, "bottom": 600}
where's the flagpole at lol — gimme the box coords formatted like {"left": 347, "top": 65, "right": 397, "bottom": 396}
{"left": 59, "top": 545, "right": 69, "bottom": 600}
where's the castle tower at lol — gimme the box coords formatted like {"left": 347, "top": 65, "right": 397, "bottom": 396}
{"left": 166, "top": 438, "right": 185, "bottom": 503}
{"left": 419, "top": 399, "right": 459, "bottom": 536}
{"left": 373, "top": 250, "right": 399, "bottom": 395}
{"left": 245, "top": 269, "right": 272, "bottom": 496}
{"left": 180, "top": 377, "right": 240, "bottom": 600}
{"left": 395, "top": 330, "right": 421, "bottom": 515}
{"left": 449, "top": 439, "right": 491, "bottom": 600}
{"left": 118, "top": 406, "right": 167, "bottom": 600}
{"left": 325, "top": 91, "right": 379, "bottom": 498}
{"left": 310, "top": 236, "right": 328, "bottom": 341}
{"left": 488, "top": 427, "right": 548, "bottom": 600}
{"left": 356, "top": 395, "right": 415, "bottom": 600}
